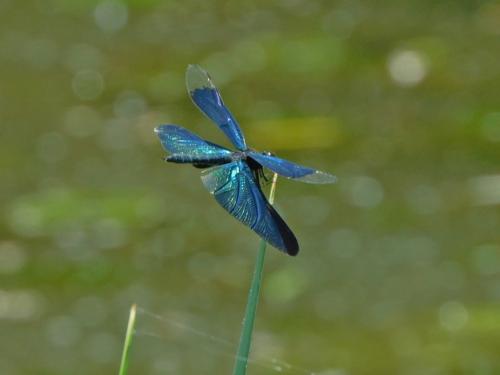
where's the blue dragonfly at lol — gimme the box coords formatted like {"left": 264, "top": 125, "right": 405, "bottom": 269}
{"left": 155, "top": 65, "right": 336, "bottom": 256}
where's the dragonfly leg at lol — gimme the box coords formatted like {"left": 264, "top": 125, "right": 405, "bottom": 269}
{"left": 260, "top": 168, "right": 269, "bottom": 182}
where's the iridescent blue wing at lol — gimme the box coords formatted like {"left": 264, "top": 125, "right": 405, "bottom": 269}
{"left": 201, "top": 161, "right": 298, "bottom": 255}
{"left": 155, "top": 124, "right": 232, "bottom": 164}
{"left": 186, "top": 65, "right": 247, "bottom": 151}
{"left": 248, "top": 152, "right": 337, "bottom": 184}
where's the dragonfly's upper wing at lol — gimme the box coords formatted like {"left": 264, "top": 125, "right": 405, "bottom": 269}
{"left": 186, "top": 65, "right": 247, "bottom": 151}
{"left": 155, "top": 124, "right": 232, "bottom": 163}
{"left": 248, "top": 152, "right": 337, "bottom": 184}
{"left": 201, "top": 161, "right": 298, "bottom": 255}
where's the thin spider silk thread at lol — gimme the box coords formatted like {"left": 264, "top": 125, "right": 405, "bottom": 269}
{"left": 135, "top": 307, "right": 318, "bottom": 374}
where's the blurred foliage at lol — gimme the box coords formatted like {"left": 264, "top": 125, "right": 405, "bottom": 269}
{"left": 0, "top": 0, "right": 499, "bottom": 374}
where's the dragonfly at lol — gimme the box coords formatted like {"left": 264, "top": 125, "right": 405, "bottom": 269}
{"left": 155, "top": 65, "right": 336, "bottom": 256}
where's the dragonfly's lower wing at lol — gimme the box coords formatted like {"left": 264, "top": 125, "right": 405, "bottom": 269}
{"left": 248, "top": 152, "right": 337, "bottom": 184}
{"left": 155, "top": 124, "right": 232, "bottom": 164}
{"left": 201, "top": 161, "right": 298, "bottom": 255}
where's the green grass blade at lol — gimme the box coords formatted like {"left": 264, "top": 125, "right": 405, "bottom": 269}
{"left": 119, "top": 303, "right": 137, "bottom": 375}
{"left": 233, "top": 174, "right": 279, "bottom": 375}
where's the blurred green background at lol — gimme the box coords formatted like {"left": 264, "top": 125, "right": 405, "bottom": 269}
{"left": 1, "top": 0, "right": 500, "bottom": 374}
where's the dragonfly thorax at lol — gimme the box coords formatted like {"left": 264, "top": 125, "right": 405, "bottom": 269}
{"left": 231, "top": 150, "right": 273, "bottom": 158}
{"left": 231, "top": 151, "right": 248, "bottom": 161}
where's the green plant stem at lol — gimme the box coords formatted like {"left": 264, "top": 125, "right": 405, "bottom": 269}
{"left": 233, "top": 173, "right": 278, "bottom": 375}
{"left": 119, "top": 303, "right": 137, "bottom": 375}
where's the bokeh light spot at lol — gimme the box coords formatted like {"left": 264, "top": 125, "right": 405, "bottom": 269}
{"left": 72, "top": 70, "right": 104, "bottom": 101}
{"left": 265, "top": 267, "right": 308, "bottom": 304}
{"left": 94, "top": 0, "right": 128, "bottom": 33}
{"left": 347, "top": 176, "right": 384, "bottom": 208}
{"left": 0, "top": 242, "right": 26, "bottom": 274}
{"left": 98, "top": 118, "right": 133, "bottom": 150}
{"left": 468, "top": 175, "right": 500, "bottom": 206}
{"left": 473, "top": 244, "right": 500, "bottom": 276}
{"left": 0, "top": 290, "right": 44, "bottom": 320}
{"left": 439, "top": 301, "right": 468, "bottom": 332}
{"left": 23, "top": 38, "right": 58, "bottom": 70}
{"left": 114, "top": 90, "right": 148, "bottom": 118}
{"left": 8, "top": 203, "right": 43, "bottom": 237}
{"left": 45, "top": 315, "right": 82, "bottom": 348}
{"left": 388, "top": 50, "right": 428, "bottom": 87}
{"left": 64, "top": 105, "right": 102, "bottom": 138}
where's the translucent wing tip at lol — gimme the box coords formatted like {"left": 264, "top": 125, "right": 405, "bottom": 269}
{"left": 186, "top": 64, "right": 213, "bottom": 92}
{"left": 154, "top": 124, "right": 175, "bottom": 135}
{"left": 296, "top": 171, "right": 338, "bottom": 184}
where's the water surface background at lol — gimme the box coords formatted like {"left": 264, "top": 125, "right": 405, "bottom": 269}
{"left": 1, "top": 1, "right": 499, "bottom": 374}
